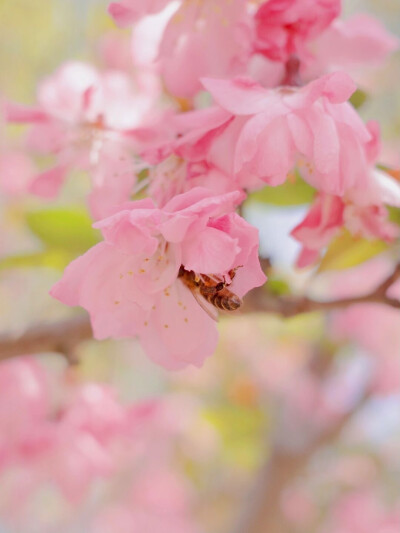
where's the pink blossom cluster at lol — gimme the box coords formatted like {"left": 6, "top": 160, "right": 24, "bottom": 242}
{"left": 1, "top": 0, "right": 399, "bottom": 368}
{"left": 0, "top": 358, "right": 197, "bottom": 532}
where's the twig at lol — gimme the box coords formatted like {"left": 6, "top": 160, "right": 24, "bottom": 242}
{"left": 242, "top": 263, "right": 400, "bottom": 316}
{"left": 0, "top": 316, "right": 92, "bottom": 365}
{"left": 0, "top": 265, "right": 398, "bottom": 363}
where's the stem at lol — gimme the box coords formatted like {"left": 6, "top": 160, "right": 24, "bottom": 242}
{"left": 243, "top": 263, "right": 400, "bottom": 316}
{"left": 281, "top": 55, "right": 302, "bottom": 87}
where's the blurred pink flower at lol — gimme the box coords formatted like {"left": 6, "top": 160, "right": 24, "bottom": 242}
{"left": 109, "top": 0, "right": 252, "bottom": 98}
{"left": 0, "top": 359, "right": 198, "bottom": 530}
{"left": 5, "top": 61, "right": 161, "bottom": 218}
{"left": 324, "top": 490, "right": 400, "bottom": 533}
{"left": 306, "top": 14, "right": 399, "bottom": 80}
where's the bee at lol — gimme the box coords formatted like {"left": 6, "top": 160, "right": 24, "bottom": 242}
{"left": 178, "top": 265, "right": 242, "bottom": 320}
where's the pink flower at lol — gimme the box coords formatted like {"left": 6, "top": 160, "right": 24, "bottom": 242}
{"left": 50, "top": 188, "right": 266, "bottom": 369}
{"left": 0, "top": 358, "right": 49, "bottom": 457}
{"left": 291, "top": 192, "right": 399, "bottom": 268}
{"left": 306, "top": 14, "right": 399, "bottom": 81}
{"left": 148, "top": 156, "right": 242, "bottom": 207}
{"left": 108, "top": 0, "right": 171, "bottom": 27}
{"left": 5, "top": 61, "right": 161, "bottom": 218}
{"left": 291, "top": 121, "right": 400, "bottom": 267}
{"left": 325, "top": 490, "right": 400, "bottom": 533}
{"left": 109, "top": 0, "right": 252, "bottom": 98}
{"left": 331, "top": 303, "right": 400, "bottom": 395}
{"left": 291, "top": 194, "right": 344, "bottom": 268}
{"left": 254, "top": 0, "right": 341, "bottom": 62}
{"left": 191, "top": 72, "right": 372, "bottom": 195}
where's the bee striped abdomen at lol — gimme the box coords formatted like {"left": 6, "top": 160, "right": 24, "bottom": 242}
{"left": 178, "top": 266, "right": 242, "bottom": 314}
{"left": 205, "top": 290, "right": 242, "bottom": 311}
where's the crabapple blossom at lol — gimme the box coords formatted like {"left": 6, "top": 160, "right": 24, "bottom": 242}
{"left": 305, "top": 14, "right": 399, "bottom": 82}
{"left": 166, "top": 72, "right": 372, "bottom": 195}
{"left": 4, "top": 61, "right": 161, "bottom": 218}
{"left": 50, "top": 188, "right": 266, "bottom": 369}
{"left": 148, "top": 156, "right": 242, "bottom": 207}
{"left": 0, "top": 358, "right": 199, "bottom": 531}
{"left": 252, "top": 2, "right": 398, "bottom": 87}
{"left": 109, "top": 0, "right": 252, "bottom": 98}
{"left": 291, "top": 122, "right": 400, "bottom": 267}
{"left": 254, "top": 0, "right": 341, "bottom": 63}
{"left": 291, "top": 192, "right": 400, "bottom": 268}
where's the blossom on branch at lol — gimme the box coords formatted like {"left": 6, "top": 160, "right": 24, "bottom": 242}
{"left": 50, "top": 188, "right": 266, "bottom": 369}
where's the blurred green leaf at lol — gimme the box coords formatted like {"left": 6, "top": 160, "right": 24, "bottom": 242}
{"left": 349, "top": 89, "right": 368, "bottom": 109}
{"left": 0, "top": 249, "right": 72, "bottom": 271}
{"left": 248, "top": 172, "right": 315, "bottom": 206}
{"left": 26, "top": 207, "right": 100, "bottom": 253}
{"left": 318, "top": 230, "right": 388, "bottom": 272}
{"left": 388, "top": 206, "right": 400, "bottom": 226}
{"left": 203, "top": 403, "right": 265, "bottom": 469}
{"left": 267, "top": 277, "right": 291, "bottom": 296}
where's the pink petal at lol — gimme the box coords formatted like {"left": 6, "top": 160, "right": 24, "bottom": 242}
{"left": 28, "top": 166, "right": 68, "bottom": 199}
{"left": 182, "top": 226, "right": 239, "bottom": 274}
{"left": 201, "top": 77, "right": 272, "bottom": 115}
{"left": 4, "top": 101, "right": 48, "bottom": 123}
{"left": 139, "top": 280, "right": 218, "bottom": 370}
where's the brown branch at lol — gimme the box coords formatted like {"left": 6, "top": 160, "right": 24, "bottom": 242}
{"left": 0, "top": 265, "right": 398, "bottom": 363}
{"left": 0, "top": 316, "right": 92, "bottom": 365}
{"left": 242, "top": 263, "right": 400, "bottom": 317}
{"left": 231, "top": 394, "right": 369, "bottom": 533}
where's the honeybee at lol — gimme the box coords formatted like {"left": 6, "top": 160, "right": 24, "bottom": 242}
{"left": 178, "top": 265, "right": 242, "bottom": 321}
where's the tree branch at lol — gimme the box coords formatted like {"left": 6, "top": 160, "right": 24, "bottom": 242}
{"left": 242, "top": 262, "right": 400, "bottom": 316}
{"left": 0, "top": 265, "right": 398, "bottom": 363}
{"left": 231, "top": 393, "right": 369, "bottom": 533}
{"left": 0, "top": 316, "right": 92, "bottom": 365}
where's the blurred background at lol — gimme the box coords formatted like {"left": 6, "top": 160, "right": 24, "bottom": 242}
{"left": 0, "top": 1, "right": 399, "bottom": 532}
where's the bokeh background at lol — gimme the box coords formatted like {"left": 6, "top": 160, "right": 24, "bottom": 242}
{"left": 0, "top": 1, "right": 399, "bottom": 532}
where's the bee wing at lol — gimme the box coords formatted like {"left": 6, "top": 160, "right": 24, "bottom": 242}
{"left": 190, "top": 288, "right": 219, "bottom": 322}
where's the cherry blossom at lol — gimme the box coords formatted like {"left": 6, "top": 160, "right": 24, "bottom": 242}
{"left": 51, "top": 188, "right": 266, "bottom": 369}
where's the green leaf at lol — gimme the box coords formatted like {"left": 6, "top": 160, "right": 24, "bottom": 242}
{"left": 388, "top": 206, "right": 400, "bottom": 226}
{"left": 248, "top": 172, "right": 315, "bottom": 206}
{"left": 349, "top": 88, "right": 368, "bottom": 109}
{"left": 318, "top": 230, "right": 388, "bottom": 272}
{"left": 202, "top": 403, "right": 266, "bottom": 469}
{"left": 26, "top": 207, "right": 100, "bottom": 253}
{"left": 267, "top": 277, "right": 291, "bottom": 296}
{"left": 0, "top": 249, "right": 72, "bottom": 271}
